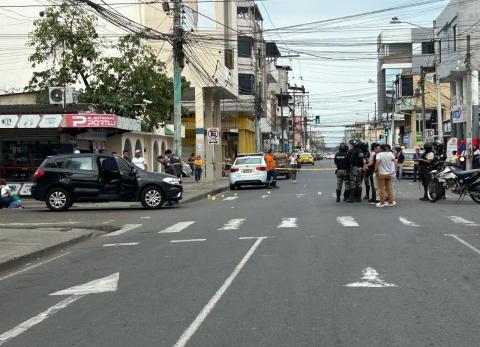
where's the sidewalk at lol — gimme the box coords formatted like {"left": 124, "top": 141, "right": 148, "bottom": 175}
{"left": 20, "top": 176, "right": 230, "bottom": 209}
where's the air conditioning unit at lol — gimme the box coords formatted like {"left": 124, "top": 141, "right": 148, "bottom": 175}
{"left": 49, "top": 86, "right": 74, "bottom": 105}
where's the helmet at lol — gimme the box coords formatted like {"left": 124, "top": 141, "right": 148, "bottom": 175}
{"left": 349, "top": 139, "right": 356, "bottom": 147}
{"left": 423, "top": 142, "right": 434, "bottom": 151}
{"left": 339, "top": 143, "right": 348, "bottom": 152}
{"left": 395, "top": 146, "right": 401, "bottom": 152}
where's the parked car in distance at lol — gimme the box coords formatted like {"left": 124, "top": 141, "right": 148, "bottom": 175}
{"left": 273, "top": 152, "right": 291, "bottom": 179}
{"left": 313, "top": 152, "right": 323, "bottom": 161}
{"left": 298, "top": 153, "right": 315, "bottom": 165}
{"left": 401, "top": 149, "right": 418, "bottom": 177}
{"left": 31, "top": 154, "right": 183, "bottom": 211}
{"left": 229, "top": 155, "right": 268, "bottom": 190}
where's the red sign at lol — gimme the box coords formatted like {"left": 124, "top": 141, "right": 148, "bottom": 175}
{"left": 63, "top": 114, "right": 117, "bottom": 128}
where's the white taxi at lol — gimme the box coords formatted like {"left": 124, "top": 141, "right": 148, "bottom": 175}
{"left": 229, "top": 155, "right": 268, "bottom": 190}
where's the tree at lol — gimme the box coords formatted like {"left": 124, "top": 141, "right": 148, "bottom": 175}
{"left": 27, "top": 2, "right": 100, "bottom": 93}
{"left": 27, "top": 1, "right": 186, "bottom": 128}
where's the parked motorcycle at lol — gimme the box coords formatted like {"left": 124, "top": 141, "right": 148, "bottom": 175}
{"left": 427, "top": 160, "right": 480, "bottom": 204}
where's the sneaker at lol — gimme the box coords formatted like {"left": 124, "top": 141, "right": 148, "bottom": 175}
{"left": 386, "top": 201, "right": 396, "bottom": 207}
{"left": 376, "top": 202, "right": 386, "bottom": 208}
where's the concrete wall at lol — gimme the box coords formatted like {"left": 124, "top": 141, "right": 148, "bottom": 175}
{"left": 0, "top": 93, "right": 37, "bottom": 105}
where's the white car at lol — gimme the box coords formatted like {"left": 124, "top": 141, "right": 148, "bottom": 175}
{"left": 229, "top": 156, "right": 268, "bottom": 190}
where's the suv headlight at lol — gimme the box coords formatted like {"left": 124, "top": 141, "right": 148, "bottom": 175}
{"left": 163, "top": 177, "right": 181, "bottom": 185}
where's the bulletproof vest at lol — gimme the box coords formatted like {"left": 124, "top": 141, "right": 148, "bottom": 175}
{"left": 349, "top": 149, "right": 364, "bottom": 167}
{"left": 419, "top": 152, "right": 432, "bottom": 169}
{"left": 335, "top": 152, "right": 349, "bottom": 170}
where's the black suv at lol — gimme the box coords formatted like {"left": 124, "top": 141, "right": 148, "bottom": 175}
{"left": 31, "top": 154, "right": 183, "bottom": 211}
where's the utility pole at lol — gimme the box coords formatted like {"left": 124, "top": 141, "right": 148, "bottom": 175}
{"left": 433, "top": 20, "right": 444, "bottom": 143}
{"left": 420, "top": 66, "right": 427, "bottom": 144}
{"left": 292, "top": 92, "right": 296, "bottom": 151}
{"left": 173, "top": 0, "right": 184, "bottom": 157}
{"left": 280, "top": 88, "right": 285, "bottom": 152}
{"left": 465, "top": 35, "right": 478, "bottom": 170}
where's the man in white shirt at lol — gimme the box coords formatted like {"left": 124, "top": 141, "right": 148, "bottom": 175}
{"left": 132, "top": 149, "right": 147, "bottom": 171}
{"left": 375, "top": 144, "right": 397, "bottom": 207}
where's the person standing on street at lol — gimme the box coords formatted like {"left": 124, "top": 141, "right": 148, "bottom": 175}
{"left": 165, "top": 149, "right": 182, "bottom": 178}
{"left": 132, "top": 149, "right": 147, "bottom": 171}
{"left": 122, "top": 150, "right": 131, "bottom": 163}
{"left": 395, "top": 146, "right": 405, "bottom": 180}
{"left": 194, "top": 155, "right": 203, "bottom": 183}
{"left": 347, "top": 140, "right": 366, "bottom": 203}
{"left": 412, "top": 147, "right": 421, "bottom": 182}
{"left": 265, "top": 149, "right": 277, "bottom": 189}
{"left": 375, "top": 144, "right": 397, "bottom": 207}
{"left": 289, "top": 152, "right": 299, "bottom": 183}
{"left": 364, "top": 143, "right": 380, "bottom": 203}
{"left": 361, "top": 142, "right": 371, "bottom": 200}
{"left": 334, "top": 143, "right": 350, "bottom": 203}
{"left": 417, "top": 142, "right": 435, "bottom": 201}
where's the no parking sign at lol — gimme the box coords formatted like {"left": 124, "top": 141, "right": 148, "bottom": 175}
{"left": 207, "top": 128, "right": 220, "bottom": 145}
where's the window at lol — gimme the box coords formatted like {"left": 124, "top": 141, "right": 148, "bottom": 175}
{"left": 225, "top": 48, "right": 234, "bottom": 70}
{"left": 453, "top": 25, "right": 457, "bottom": 51}
{"left": 238, "top": 36, "right": 253, "bottom": 58}
{"left": 421, "top": 41, "right": 434, "bottom": 54}
{"left": 237, "top": 7, "right": 249, "bottom": 19}
{"left": 235, "top": 157, "right": 262, "bottom": 165}
{"left": 66, "top": 157, "right": 93, "bottom": 171}
{"left": 44, "top": 158, "right": 65, "bottom": 169}
{"left": 438, "top": 40, "right": 442, "bottom": 62}
{"left": 115, "top": 157, "right": 132, "bottom": 174}
{"left": 238, "top": 74, "right": 254, "bottom": 95}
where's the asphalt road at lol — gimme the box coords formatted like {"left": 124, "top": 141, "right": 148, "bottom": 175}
{"left": 1, "top": 160, "right": 480, "bottom": 347}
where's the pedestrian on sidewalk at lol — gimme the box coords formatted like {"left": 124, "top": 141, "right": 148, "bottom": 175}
{"left": 289, "top": 152, "right": 299, "bottom": 183}
{"left": 194, "top": 155, "right": 203, "bottom": 183}
{"left": 187, "top": 153, "right": 195, "bottom": 174}
{"left": 0, "top": 178, "right": 13, "bottom": 208}
{"left": 375, "top": 144, "right": 397, "bottom": 208}
{"left": 132, "top": 149, "right": 147, "bottom": 171}
{"left": 265, "top": 149, "right": 278, "bottom": 189}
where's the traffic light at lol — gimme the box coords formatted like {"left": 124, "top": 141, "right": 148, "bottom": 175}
{"left": 384, "top": 129, "right": 389, "bottom": 138}
{"left": 315, "top": 116, "right": 320, "bottom": 125}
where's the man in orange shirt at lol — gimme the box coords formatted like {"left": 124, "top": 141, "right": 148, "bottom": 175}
{"left": 265, "top": 149, "right": 278, "bottom": 189}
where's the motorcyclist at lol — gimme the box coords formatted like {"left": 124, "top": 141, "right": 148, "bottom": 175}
{"left": 334, "top": 143, "right": 350, "bottom": 203}
{"left": 418, "top": 142, "right": 435, "bottom": 201}
{"left": 347, "top": 139, "right": 366, "bottom": 203}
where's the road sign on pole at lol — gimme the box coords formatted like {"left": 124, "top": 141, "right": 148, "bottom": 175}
{"left": 207, "top": 128, "right": 220, "bottom": 145}
{"left": 425, "top": 129, "right": 435, "bottom": 142}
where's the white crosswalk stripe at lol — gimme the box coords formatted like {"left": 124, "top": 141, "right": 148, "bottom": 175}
{"left": 337, "top": 216, "right": 359, "bottom": 227}
{"left": 103, "top": 224, "right": 142, "bottom": 237}
{"left": 278, "top": 218, "right": 298, "bottom": 228}
{"left": 223, "top": 196, "right": 238, "bottom": 201}
{"left": 448, "top": 216, "right": 479, "bottom": 226}
{"left": 399, "top": 217, "right": 419, "bottom": 227}
{"left": 218, "top": 219, "right": 246, "bottom": 231}
{"left": 159, "top": 221, "right": 195, "bottom": 234}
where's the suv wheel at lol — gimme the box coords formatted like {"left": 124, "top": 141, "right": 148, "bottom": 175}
{"left": 141, "top": 186, "right": 164, "bottom": 209}
{"left": 46, "top": 188, "right": 71, "bottom": 212}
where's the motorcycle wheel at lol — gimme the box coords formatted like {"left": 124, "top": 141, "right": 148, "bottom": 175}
{"left": 427, "top": 180, "right": 442, "bottom": 202}
{"left": 470, "top": 193, "right": 480, "bottom": 204}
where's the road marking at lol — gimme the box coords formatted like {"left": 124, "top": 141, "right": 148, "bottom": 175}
{"left": 296, "top": 194, "right": 305, "bottom": 198}
{"left": 445, "top": 234, "right": 480, "bottom": 256}
{"left": 345, "top": 267, "right": 397, "bottom": 288}
{"left": 278, "top": 217, "right": 298, "bottom": 228}
{"left": 159, "top": 221, "right": 195, "bottom": 234}
{"left": 140, "top": 216, "right": 151, "bottom": 219}
{"left": 261, "top": 195, "right": 269, "bottom": 199}
{"left": 223, "top": 196, "right": 238, "bottom": 201}
{"left": 337, "top": 216, "right": 359, "bottom": 227}
{"left": 0, "top": 273, "right": 119, "bottom": 346}
{"left": 0, "top": 252, "right": 71, "bottom": 282}
{"left": 399, "top": 217, "right": 419, "bottom": 227}
{"left": 173, "top": 237, "right": 267, "bottom": 347}
{"left": 170, "top": 239, "right": 206, "bottom": 243}
{"left": 102, "top": 242, "right": 139, "bottom": 247}
{"left": 103, "top": 224, "right": 142, "bottom": 237}
{"left": 218, "top": 219, "right": 245, "bottom": 231}
{"left": 0, "top": 222, "right": 78, "bottom": 227}
{"left": 448, "top": 216, "right": 479, "bottom": 227}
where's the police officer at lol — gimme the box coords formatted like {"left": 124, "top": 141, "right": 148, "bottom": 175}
{"left": 418, "top": 142, "right": 435, "bottom": 201}
{"left": 334, "top": 143, "right": 350, "bottom": 203}
{"left": 347, "top": 140, "right": 366, "bottom": 203}
{"left": 364, "top": 143, "right": 379, "bottom": 202}
{"left": 361, "top": 141, "right": 371, "bottom": 200}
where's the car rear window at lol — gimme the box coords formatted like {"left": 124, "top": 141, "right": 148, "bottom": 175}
{"left": 403, "top": 153, "right": 414, "bottom": 160}
{"left": 235, "top": 157, "right": 262, "bottom": 165}
{"left": 65, "top": 157, "right": 94, "bottom": 171}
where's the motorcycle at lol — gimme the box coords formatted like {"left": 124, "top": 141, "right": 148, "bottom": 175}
{"left": 427, "top": 159, "right": 480, "bottom": 204}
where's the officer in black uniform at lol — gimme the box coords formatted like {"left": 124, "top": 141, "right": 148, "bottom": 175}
{"left": 361, "top": 141, "right": 371, "bottom": 200}
{"left": 334, "top": 143, "right": 350, "bottom": 203}
{"left": 418, "top": 142, "right": 435, "bottom": 201}
{"left": 347, "top": 140, "right": 366, "bottom": 203}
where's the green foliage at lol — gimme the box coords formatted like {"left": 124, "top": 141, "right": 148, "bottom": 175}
{"left": 26, "top": 1, "right": 188, "bottom": 129}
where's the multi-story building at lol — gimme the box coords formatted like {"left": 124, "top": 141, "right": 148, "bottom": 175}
{"left": 377, "top": 28, "right": 435, "bottom": 146}
{"left": 435, "top": 0, "right": 480, "bottom": 151}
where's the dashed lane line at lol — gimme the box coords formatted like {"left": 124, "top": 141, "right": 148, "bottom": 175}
{"left": 218, "top": 219, "right": 245, "bottom": 231}
{"left": 337, "top": 216, "right": 359, "bottom": 227}
{"left": 102, "top": 243, "right": 139, "bottom": 247}
{"left": 170, "top": 239, "right": 206, "bottom": 243}
{"left": 399, "top": 217, "right": 419, "bottom": 227}
{"left": 448, "top": 216, "right": 479, "bottom": 227}
{"left": 158, "top": 221, "right": 195, "bottom": 234}
{"left": 278, "top": 218, "right": 298, "bottom": 228}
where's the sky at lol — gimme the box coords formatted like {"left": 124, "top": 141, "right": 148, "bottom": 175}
{"left": 0, "top": 0, "right": 450, "bottom": 147}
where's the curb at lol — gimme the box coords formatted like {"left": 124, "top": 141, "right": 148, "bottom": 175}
{"left": 0, "top": 232, "right": 93, "bottom": 274}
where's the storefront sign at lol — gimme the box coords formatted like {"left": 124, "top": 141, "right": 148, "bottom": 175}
{"left": 39, "top": 114, "right": 62, "bottom": 128}
{"left": 0, "top": 115, "right": 19, "bottom": 128}
{"left": 19, "top": 183, "right": 33, "bottom": 196}
{"left": 452, "top": 105, "right": 465, "bottom": 124}
{"left": 117, "top": 116, "right": 141, "bottom": 131}
{"left": 447, "top": 137, "right": 458, "bottom": 156}
{"left": 18, "top": 114, "right": 41, "bottom": 128}
{"left": 64, "top": 114, "right": 117, "bottom": 128}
